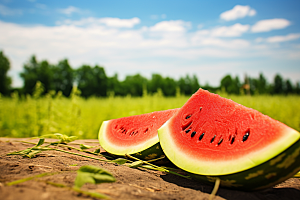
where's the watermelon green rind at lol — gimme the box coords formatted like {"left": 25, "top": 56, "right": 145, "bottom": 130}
{"left": 158, "top": 121, "right": 300, "bottom": 175}
{"left": 158, "top": 89, "right": 300, "bottom": 176}
{"left": 99, "top": 120, "right": 160, "bottom": 156}
{"left": 187, "top": 139, "right": 300, "bottom": 191}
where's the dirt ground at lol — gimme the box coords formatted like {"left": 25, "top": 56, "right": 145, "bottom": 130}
{"left": 1, "top": 138, "right": 300, "bottom": 200}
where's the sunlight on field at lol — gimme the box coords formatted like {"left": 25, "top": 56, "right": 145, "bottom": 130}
{"left": 0, "top": 90, "right": 299, "bottom": 139}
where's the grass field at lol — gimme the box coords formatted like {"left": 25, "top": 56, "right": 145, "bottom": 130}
{"left": 0, "top": 89, "right": 299, "bottom": 139}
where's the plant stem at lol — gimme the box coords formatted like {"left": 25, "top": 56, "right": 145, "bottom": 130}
{"left": 5, "top": 171, "right": 70, "bottom": 186}
{"left": 49, "top": 148, "right": 115, "bottom": 163}
{"left": 126, "top": 154, "right": 191, "bottom": 179}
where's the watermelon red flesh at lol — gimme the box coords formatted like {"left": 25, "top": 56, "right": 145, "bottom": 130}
{"left": 158, "top": 89, "right": 300, "bottom": 175}
{"left": 99, "top": 108, "right": 179, "bottom": 156}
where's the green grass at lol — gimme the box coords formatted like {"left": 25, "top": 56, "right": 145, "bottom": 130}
{"left": 0, "top": 91, "right": 299, "bottom": 139}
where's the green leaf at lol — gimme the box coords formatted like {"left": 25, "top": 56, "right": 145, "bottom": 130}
{"left": 40, "top": 133, "right": 77, "bottom": 144}
{"left": 112, "top": 158, "right": 128, "bottom": 165}
{"left": 93, "top": 148, "right": 100, "bottom": 154}
{"left": 54, "top": 133, "right": 78, "bottom": 143}
{"left": 74, "top": 165, "right": 116, "bottom": 188}
{"left": 35, "top": 138, "right": 45, "bottom": 147}
{"left": 80, "top": 144, "right": 95, "bottom": 150}
{"left": 27, "top": 150, "right": 42, "bottom": 158}
{"left": 128, "top": 161, "right": 143, "bottom": 168}
{"left": 72, "top": 187, "right": 108, "bottom": 199}
{"left": 141, "top": 165, "right": 156, "bottom": 170}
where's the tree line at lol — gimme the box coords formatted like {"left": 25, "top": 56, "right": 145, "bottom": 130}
{"left": 1, "top": 51, "right": 300, "bottom": 97}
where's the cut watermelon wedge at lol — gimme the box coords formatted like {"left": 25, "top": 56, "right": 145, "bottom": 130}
{"left": 99, "top": 109, "right": 179, "bottom": 161}
{"left": 158, "top": 88, "right": 300, "bottom": 190}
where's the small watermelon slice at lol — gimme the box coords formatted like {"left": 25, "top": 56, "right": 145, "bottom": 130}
{"left": 99, "top": 109, "right": 179, "bottom": 161}
{"left": 158, "top": 89, "right": 300, "bottom": 190}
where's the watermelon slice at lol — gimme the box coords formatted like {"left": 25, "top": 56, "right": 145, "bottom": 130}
{"left": 99, "top": 109, "right": 179, "bottom": 161}
{"left": 158, "top": 88, "right": 300, "bottom": 190}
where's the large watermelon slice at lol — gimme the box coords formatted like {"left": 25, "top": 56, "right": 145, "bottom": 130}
{"left": 99, "top": 109, "right": 179, "bottom": 161}
{"left": 158, "top": 88, "right": 300, "bottom": 190}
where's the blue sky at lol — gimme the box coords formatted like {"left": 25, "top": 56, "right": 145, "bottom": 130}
{"left": 1, "top": 0, "right": 300, "bottom": 87}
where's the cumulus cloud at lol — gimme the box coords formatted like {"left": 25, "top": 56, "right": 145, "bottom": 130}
{"left": 251, "top": 18, "right": 290, "bottom": 33}
{"left": 192, "top": 37, "right": 250, "bottom": 49}
{"left": 220, "top": 5, "right": 256, "bottom": 21}
{"left": 266, "top": 33, "right": 300, "bottom": 43}
{"left": 0, "top": 19, "right": 251, "bottom": 72}
{"left": 58, "top": 6, "right": 82, "bottom": 16}
{"left": 3, "top": 17, "right": 299, "bottom": 88}
{"left": 148, "top": 20, "right": 191, "bottom": 32}
{"left": 0, "top": 4, "right": 22, "bottom": 16}
{"left": 210, "top": 23, "right": 250, "bottom": 37}
{"left": 56, "top": 17, "right": 140, "bottom": 28}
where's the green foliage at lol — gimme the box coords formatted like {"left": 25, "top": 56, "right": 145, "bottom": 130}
{"left": 0, "top": 51, "right": 12, "bottom": 95}
{"left": 177, "top": 74, "right": 200, "bottom": 96}
{"left": 1, "top": 91, "right": 300, "bottom": 139}
{"left": 7, "top": 138, "right": 45, "bottom": 158}
{"left": 74, "top": 165, "right": 116, "bottom": 188}
{"left": 76, "top": 65, "right": 107, "bottom": 98}
{"left": 52, "top": 59, "right": 74, "bottom": 97}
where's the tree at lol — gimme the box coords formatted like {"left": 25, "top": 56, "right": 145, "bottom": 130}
{"left": 148, "top": 74, "right": 164, "bottom": 95}
{"left": 220, "top": 75, "right": 233, "bottom": 93}
{"left": 296, "top": 82, "right": 300, "bottom": 95}
{"left": 76, "top": 65, "right": 108, "bottom": 98}
{"left": 285, "top": 79, "right": 294, "bottom": 94}
{"left": 258, "top": 73, "right": 267, "bottom": 93}
{"left": 273, "top": 74, "right": 284, "bottom": 94}
{"left": 107, "top": 73, "right": 123, "bottom": 96}
{"left": 122, "top": 74, "right": 147, "bottom": 96}
{"left": 162, "top": 77, "right": 177, "bottom": 96}
{"left": 20, "top": 56, "right": 54, "bottom": 95}
{"left": 0, "top": 51, "right": 12, "bottom": 95}
{"left": 52, "top": 59, "right": 74, "bottom": 97}
{"left": 177, "top": 74, "right": 200, "bottom": 95}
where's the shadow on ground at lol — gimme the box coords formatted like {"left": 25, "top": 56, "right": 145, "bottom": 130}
{"left": 161, "top": 173, "right": 300, "bottom": 200}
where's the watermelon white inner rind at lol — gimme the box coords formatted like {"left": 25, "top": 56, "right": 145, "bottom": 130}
{"left": 99, "top": 120, "right": 159, "bottom": 155}
{"left": 158, "top": 121, "right": 300, "bottom": 175}
{"left": 158, "top": 89, "right": 300, "bottom": 176}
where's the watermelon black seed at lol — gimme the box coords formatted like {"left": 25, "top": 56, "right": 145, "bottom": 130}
{"left": 218, "top": 138, "right": 223, "bottom": 146}
{"left": 191, "top": 131, "right": 196, "bottom": 137}
{"left": 185, "top": 129, "right": 191, "bottom": 133}
{"left": 200, "top": 107, "right": 202, "bottom": 111}
{"left": 243, "top": 132, "right": 250, "bottom": 142}
{"left": 199, "top": 133, "right": 205, "bottom": 141}
{"left": 182, "top": 121, "right": 192, "bottom": 131}
{"left": 210, "top": 135, "right": 216, "bottom": 143}
{"left": 185, "top": 115, "right": 192, "bottom": 119}
{"left": 230, "top": 136, "right": 235, "bottom": 144}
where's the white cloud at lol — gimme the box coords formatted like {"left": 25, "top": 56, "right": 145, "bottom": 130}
{"left": 149, "top": 20, "right": 191, "bottom": 32}
{"left": 251, "top": 18, "right": 290, "bottom": 33}
{"left": 266, "top": 33, "right": 300, "bottom": 43}
{"left": 220, "top": 5, "right": 256, "bottom": 21}
{"left": 0, "top": 4, "right": 22, "bottom": 16}
{"left": 1, "top": 18, "right": 299, "bottom": 88}
{"left": 58, "top": 6, "right": 82, "bottom": 16}
{"left": 98, "top": 17, "right": 140, "bottom": 28}
{"left": 56, "top": 17, "right": 140, "bottom": 28}
{"left": 193, "top": 37, "right": 250, "bottom": 49}
{"left": 210, "top": 23, "right": 250, "bottom": 37}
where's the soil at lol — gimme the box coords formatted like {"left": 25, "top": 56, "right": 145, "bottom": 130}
{"left": 1, "top": 138, "right": 300, "bottom": 200}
